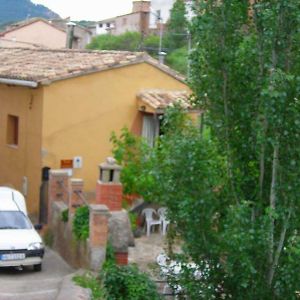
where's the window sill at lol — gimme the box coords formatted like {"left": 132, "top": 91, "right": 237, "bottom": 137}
{"left": 6, "top": 144, "right": 18, "bottom": 149}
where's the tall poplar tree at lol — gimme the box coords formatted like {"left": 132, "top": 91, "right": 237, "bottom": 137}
{"left": 188, "top": 0, "right": 300, "bottom": 298}
{"left": 166, "top": 0, "right": 189, "bottom": 49}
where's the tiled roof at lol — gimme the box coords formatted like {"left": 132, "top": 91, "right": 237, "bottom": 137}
{"left": 0, "top": 47, "right": 185, "bottom": 85}
{"left": 137, "top": 89, "right": 191, "bottom": 110}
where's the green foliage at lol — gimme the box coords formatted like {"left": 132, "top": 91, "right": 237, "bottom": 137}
{"left": 110, "top": 128, "right": 153, "bottom": 197}
{"left": 186, "top": 0, "right": 300, "bottom": 298}
{"left": 61, "top": 208, "right": 69, "bottom": 223}
{"left": 166, "top": 0, "right": 189, "bottom": 49}
{"left": 86, "top": 28, "right": 190, "bottom": 75}
{"left": 101, "top": 263, "right": 161, "bottom": 300}
{"left": 0, "top": 0, "right": 59, "bottom": 26}
{"left": 75, "top": 20, "right": 95, "bottom": 28}
{"left": 104, "top": 240, "right": 116, "bottom": 267}
{"left": 73, "top": 272, "right": 106, "bottom": 300}
{"left": 87, "top": 31, "right": 143, "bottom": 51}
{"left": 128, "top": 212, "right": 137, "bottom": 231}
{"left": 142, "top": 34, "right": 161, "bottom": 56}
{"left": 74, "top": 240, "right": 161, "bottom": 299}
{"left": 73, "top": 205, "right": 89, "bottom": 240}
{"left": 107, "top": 1, "right": 300, "bottom": 297}
{"left": 165, "top": 47, "right": 188, "bottom": 75}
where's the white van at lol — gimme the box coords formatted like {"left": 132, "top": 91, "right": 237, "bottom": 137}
{"left": 0, "top": 187, "right": 44, "bottom": 271}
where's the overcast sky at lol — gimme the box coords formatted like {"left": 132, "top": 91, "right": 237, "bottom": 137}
{"left": 31, "top": 0, "right": 133, "bottom": 21}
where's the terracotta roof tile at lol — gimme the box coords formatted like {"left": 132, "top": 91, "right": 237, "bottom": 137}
{"left": 137, "top": 89, "right": 191, "bottom": 110}
{"left": 0, "top": 47, "right": 185, "bottom": 85}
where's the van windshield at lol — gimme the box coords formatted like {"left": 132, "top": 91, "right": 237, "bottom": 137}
{"left": 0, "top": 211, "right": 32, "bottom": 230}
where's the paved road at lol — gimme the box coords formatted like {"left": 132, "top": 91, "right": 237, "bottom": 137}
{"left": 0, "top": 247, "right": 74, "bottom": 300}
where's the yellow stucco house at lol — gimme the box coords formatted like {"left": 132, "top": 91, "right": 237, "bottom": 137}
{"left": 0, "top": 47, "right": 194, "bottom": 219}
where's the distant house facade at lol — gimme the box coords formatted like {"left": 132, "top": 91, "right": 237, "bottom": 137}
{"left": 0, "top": 18, "right": 92, "bottom": 49}
{"left": 0, "top": 48, "right": 196, "bottom": 220}
{"left": 92, "top": 18, "right": 116, "bottom": 35}
{"left": 51, "top": 17, "right": 92, "bottom": 49}
{"left": 93, "top": 1, "right": 151, "bottom": 36}
{"left": 91, "top": 0, "right": 193, "bottom": 37}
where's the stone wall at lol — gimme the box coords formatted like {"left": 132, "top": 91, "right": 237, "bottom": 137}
{"left": 47, "top": 158, "right": 134, "bottom": 271}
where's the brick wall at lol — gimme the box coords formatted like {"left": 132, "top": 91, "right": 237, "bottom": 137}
{"left": 96, "top": 181, "right": 123, "bottom": 211}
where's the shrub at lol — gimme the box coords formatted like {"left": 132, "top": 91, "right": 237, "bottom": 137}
{"left": 61, "top": 208, "right": 69, "bottom": 223}
{"left": 101, "top": 263, "right": 161, "bottom": 300}
{"left": 73, "top": 205, "right": 89, "bottom": 240}
{"left": 128, "top": 212, "right": 138, "bottom": 231}
{"left": 73, "top": 272, "right": 106, "bottom": 300}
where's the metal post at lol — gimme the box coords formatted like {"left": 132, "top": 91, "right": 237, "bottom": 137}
{"left": 187, "top": 30, "right": 192, "bottom": 78}
{"left": 158, "top": 18, "right": 163, "bottom": 56}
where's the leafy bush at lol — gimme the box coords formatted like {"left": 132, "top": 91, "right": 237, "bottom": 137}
{"left": 73, "top": 272, "right": 106, "bottom": 300}
{"left": 101, "top": 263, "right": 161, "bottom": 300}
{"left": 110, "top": 128, "right": 153, "bottom": 197}
{"left": 74, "top": 241, "right": 160, "bottom": 300}
{"left": 128, "top": 212, "right": 138, "bottom": 231}
{"left": 87, "top": 31, "right": 142, "bottom": 51}
{"left": 73, "top": 205, "right": 89, "bottom": 240}
{"left": 61, "top": 208, "right": 69, "bottom": 223}
{"left": 165, "top": 47, "right": 188, "bottom": 75}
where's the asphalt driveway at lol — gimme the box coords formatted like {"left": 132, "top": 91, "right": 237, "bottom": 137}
{"left": 0, "top": 247, "right": 74, "bottom": 300}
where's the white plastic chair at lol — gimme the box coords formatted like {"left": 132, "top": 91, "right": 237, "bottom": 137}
{"left": 157, "top": 207, "right": 170, "bottom": 235}
{"left": 141, "top": 208, "right": 161, "bottom": 236}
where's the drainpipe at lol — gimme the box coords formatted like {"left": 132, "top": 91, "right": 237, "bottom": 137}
{"left": 0, "top": 78, "right": 38, "bottom": 88}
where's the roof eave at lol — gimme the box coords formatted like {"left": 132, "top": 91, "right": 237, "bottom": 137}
{"left": 144, "top": 60, "right": 187, "bottom": 84}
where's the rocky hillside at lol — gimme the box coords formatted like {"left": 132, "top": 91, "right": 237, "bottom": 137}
{"left": 0, "top": 0, "right": 60, "bottom": 27}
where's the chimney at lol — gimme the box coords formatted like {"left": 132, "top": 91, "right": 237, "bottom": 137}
{"left": 96, "top": 157, "right": 123, "bottom": 211}
{"left": 132, "top": 0, "right": 151, "bottom": 13}
{"left": 66, "top": 21, "right": 76, "bottom": 49}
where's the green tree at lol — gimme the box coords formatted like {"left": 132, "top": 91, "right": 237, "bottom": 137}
{"left": 111, "top": 0, "right": 300, "bottom": 298}
{"left": 165, "top": 46, "right": 188, "bottom": 75}
{"left": 86, "top": 31, "right": 187, "bottom": 74}
{"left": 165, "top": 0, "right": 189, "bottom": 50}
{"left": 87, "top": 31, "right": 143, "bottom": 51}
{"left": 188, "top": 0, "right": 300, "bottom": 298}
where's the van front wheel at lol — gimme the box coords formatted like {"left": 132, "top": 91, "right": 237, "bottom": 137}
{"left": 33, "top": 263, "right": 42, "bottom": 272}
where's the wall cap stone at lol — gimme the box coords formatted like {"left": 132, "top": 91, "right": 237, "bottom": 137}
{"left": 70, "top": 178, "right": 84, "bottom": 184}
{"left": 89, "top": 204, "right": 110, "bottom": 215}
{"left": 96, "top": 180, "right": 122, "bottom": 186}
{"left": 50, "top": 169, "right": 69, "bottom": 176}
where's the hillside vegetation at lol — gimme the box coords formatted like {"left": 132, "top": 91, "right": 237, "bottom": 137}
{"left": 0, "top": 0, "right": 59, "bottom": 27}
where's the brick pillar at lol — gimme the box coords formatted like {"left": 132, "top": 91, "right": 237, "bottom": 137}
{"left": 48, "top": 170, "right": 69, "bottom": 224}
{"left": 89, "top": 204, "right": 110, "bottom": 270}
{"left": 68, "top": 178, "right": 84, "bottom": 220}
{"left": 115, "top": 252, "right": 128, "bottom": 265}
{"left": 96, "top": 183, "right": 123, "bottom": 211}
{"left": 96, "top": 157, "right": 123, "bottom": 211}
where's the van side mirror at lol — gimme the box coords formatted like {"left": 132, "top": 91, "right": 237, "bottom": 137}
{"left": 34, "top": 224, "right": 43, "bottom": 231}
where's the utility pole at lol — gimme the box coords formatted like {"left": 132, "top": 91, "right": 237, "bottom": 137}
{"left": 157, "top": 17, "right": 166, "bottom": 64}
{"left": 150, "top": 8, "right": 166, "bottom": 64}
{"left": 187, "top": 30, "right": 192, "bottom": 78}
